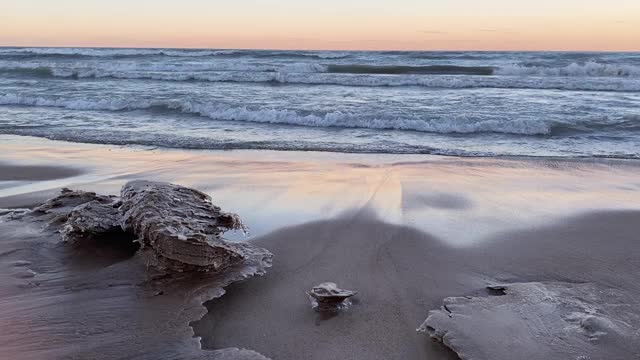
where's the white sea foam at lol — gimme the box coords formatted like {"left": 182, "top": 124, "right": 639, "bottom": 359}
{"left": 2, "top": 93, "right": 624, "bottom": 136}
{"left": 496, "top": 61, "right": 640, "bottom": 77}
{"left": 0, "top": 93, "right": 153, "bottom": 111}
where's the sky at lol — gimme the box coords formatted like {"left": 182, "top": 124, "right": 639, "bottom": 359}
{"left": 1, "top": 0, "right": 639, "bottom": 51}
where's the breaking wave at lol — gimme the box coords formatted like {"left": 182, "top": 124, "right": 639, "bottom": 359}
{"left": 2, "top": 93, "right": 638, "bottom": 136}
{"left": 0, "top": 61, "right": 326, "bottom": 74}
{"left": 3, "top": 59, "right": 639, "bottom": 77}
{"left": 324, "top": 62, "right": 640, "bottom": 77}
{"left": 495, "top": 61, "right": 640, "bottom": 77}
{"left": 2, "top": 66, "right": 639, "bottom": 92}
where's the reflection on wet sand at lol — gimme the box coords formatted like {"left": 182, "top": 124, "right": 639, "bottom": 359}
{"left": 2, "top": 135, "right": 639, "bottom": 246}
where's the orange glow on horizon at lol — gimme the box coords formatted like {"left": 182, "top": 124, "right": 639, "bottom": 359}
{"left": 2, "top": 1, "right": 639, "bottom": 51}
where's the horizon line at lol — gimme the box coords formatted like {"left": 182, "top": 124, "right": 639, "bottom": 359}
{"left": 2, "top": 45, "right": 639, "bottom": 53}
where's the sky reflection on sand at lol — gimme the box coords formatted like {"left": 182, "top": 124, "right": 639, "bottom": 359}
{"left": 1, "top": 135, "right": 640, "bottom": 246}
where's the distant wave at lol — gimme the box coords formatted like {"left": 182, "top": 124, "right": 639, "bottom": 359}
{"left": 0, "top": 47, "right": 238, "bottom": 57}
{"left": 2, "top": 48, "right": 640, "bottom": 77}
{"left": 326, "top": 64, "right": 494, "bottom": 75}
{"left": 2, "top": 93, "right": 638, "bottom": 136}
{"left": 241, "top": 51, "right": 349, "bottom": 59}
{"left": 1, "top": 67, "right": 55, "bottom": 77}
{"left": 2, "top": 66, "right": 639, "bottom": 92}
{"left": 0, "top": 61, "right": 326, "bottom": 74}
{"left": 0, "top": 47, "right": 350, "bottom": 59}
{"left": 4, "top": 58, "right": 640, "bottom": 76}
{"left": 495, "top": 61, "right": 640, "bottom": 77}
{"left": 325, "top": 62, "right": 640, "bottom": 76}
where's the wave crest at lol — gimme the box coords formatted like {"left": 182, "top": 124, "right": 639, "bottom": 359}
{"left": 0, "top": 47, "right": 350, "bottom": 59}
{"left": 496, "top": 61, "right": 640, "bottom": 77}
{"left": 2, "top": 93, "right": 637, "bottom": 136}
{"left": 2, "top": 66, "right": 639, "bottom": 92}
{"left": 326, "top": 64, "right": 494, "bottom": 75}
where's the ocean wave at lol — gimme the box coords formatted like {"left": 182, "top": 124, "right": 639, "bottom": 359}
{"left": 328, "top": 61, "right": 640, "bottom": 78}
{"left": 496, "top": 61, "right": 640, "bottom": 77}
{"left": 0, "top": 93, "right": 150, "bottom": 111}
{"left": 0, "top": 67, "right": 55, "bottom": 77}
{"left": 0, "top": 47, "right": 242, "bottom": 57}
{"left": 237, "top": 51, "right": 350, "bottom": 59}
{"left": 2, "top": 48, "right": 639, "bottom": 78}
{"left": 2, "top": 93, "right": 638, "bottom": 136}
{"left": 3, "top": 59, "right": 640, "bottom": 78}
{"left": 326, "top": 64, "right": 494, "bottom": 75}
{"left": 549, "top": 115, "right": 640, "bottom": 134}
{"left": 0, "top": 61, "right": 326, "bottom": 74}
{"left": 3, "top": 66, "right": 639, "bottom": 92}
{"left": 0, "top": 47, "right": 350, "bottom": 59}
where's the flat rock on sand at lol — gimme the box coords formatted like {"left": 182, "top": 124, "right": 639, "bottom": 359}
{"left": 420, "top": 282, "right": 640, "bottom": 360}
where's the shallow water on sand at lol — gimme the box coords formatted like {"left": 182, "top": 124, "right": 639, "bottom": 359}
{"left": 2, "top": 135, "right": 640, "bottom": 246}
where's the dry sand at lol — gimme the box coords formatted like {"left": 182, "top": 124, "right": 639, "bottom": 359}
{"left": 0, "top": 135, "right": 639, "bottom": 359}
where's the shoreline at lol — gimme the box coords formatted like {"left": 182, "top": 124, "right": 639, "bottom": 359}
{"left": 1, "top": 135, "right": 639, "bottom": 359}
{"left": 3, "top": 133, "right": 640, "bottom": 166}
{"left": 3, "top": 134, "right": 639, "bottom": 245}
{"left": 2, "top": 134, "right": 640, "bottom": 161}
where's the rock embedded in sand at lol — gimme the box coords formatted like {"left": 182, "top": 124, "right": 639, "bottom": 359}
{"left": 62, "top": 200, "right": 122, "bottom": 242}
{"left": 308, "top": 282, "right": 357, "bottom": 312}
{"left": 418, "top": 282, "right": 640, "bottom": 360}
{"left": 119, "top": 180, "right": 249, "bottom": 273}
{"left": 1, "top": 181, "right": 274, "bottom": 360}
{"left": 23, "top": 181, "right": 267, "bottom": 275}
{"left": 34, "top": 188, "right": 116, "bottom": 215}
{"left": 33, "top": 188, "right": 118, "bottom": 228}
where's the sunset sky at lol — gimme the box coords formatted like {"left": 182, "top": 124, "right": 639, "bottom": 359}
{"left": 2, "top": 0, "right": 639, "bottom": 50}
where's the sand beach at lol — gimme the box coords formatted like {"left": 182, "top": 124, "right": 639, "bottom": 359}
{"left": 1, "top": 135, "right": 639, "bottom": 359}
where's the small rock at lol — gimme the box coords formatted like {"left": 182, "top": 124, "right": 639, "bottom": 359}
{"left": 308, "top": 282, "right": 357, "bottom": 312}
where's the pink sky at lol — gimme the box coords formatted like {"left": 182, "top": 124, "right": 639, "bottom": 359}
{"left": 2, "top": 0, "right": 639, "bottom": 50}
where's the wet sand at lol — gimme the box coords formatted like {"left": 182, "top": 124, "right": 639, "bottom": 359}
{"left": 0, "top": 162, "right": 83, "bottom": 181}
{"left": 193, "top": 210, "right": 640, "bottom": 360}
{"left": 1, "top": 135, "right": 639, "bottom": 359}
{"left": 195, "top": 213, "right": 471, "bottom": 360}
